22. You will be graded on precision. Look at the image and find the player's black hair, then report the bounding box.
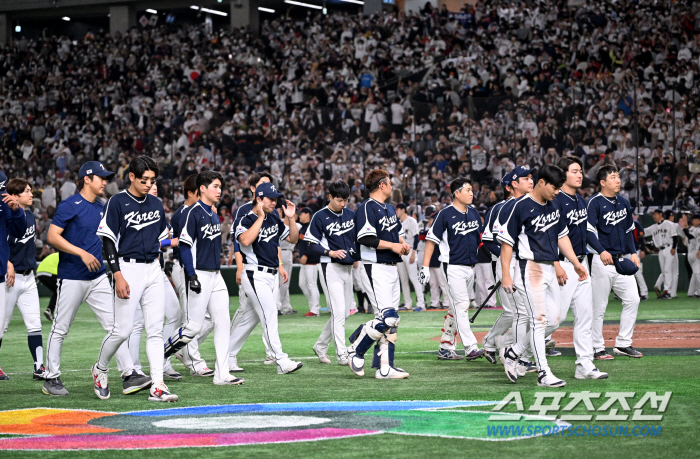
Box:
[537,165,566,188]
[395,203,407,211]
[128,155,159,179]
[596,165,619,184]
[183,174,198,198]
[557,156,583,173]
[196,171,224,195]
[6,178,31,196]
[365,169,390,192]
[248,171,273,189]
[328,180,350,199]
[653,209,664,215]
[450,177,472,194]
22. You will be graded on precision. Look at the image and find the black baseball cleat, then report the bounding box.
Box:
[484,350,498,364]
[33,364,47,381]
[613,346,643,358]
[594,350,614,360]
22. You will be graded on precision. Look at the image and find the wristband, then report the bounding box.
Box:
[323,249,329,256]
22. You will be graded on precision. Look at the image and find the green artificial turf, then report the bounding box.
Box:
[0,293,698,458]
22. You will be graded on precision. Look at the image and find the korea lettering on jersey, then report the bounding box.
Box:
[498,195,568,261]
[10,211,37,270]
[554,191,588,256]
[305,207,358,265]
[426,205,482,265]
[236,211,289,268]
[586,193,635,254]
[97,190,168,261]
[179,200,223,271]
[355,198,405,263]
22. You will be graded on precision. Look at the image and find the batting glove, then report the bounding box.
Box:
[188,275,202,294]
[419,266,430,285]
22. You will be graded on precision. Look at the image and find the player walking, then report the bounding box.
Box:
[419,177,484,361]
[586,165,642,360]
[347,169,411,379]
[43,162,146,396]
[236,182,302,374]
[298,208,321,317]
[94,156,175,402]
[683,214,700,297]
[165,171,244,386]
[499,165,588,387]
[3,179,45,379]
[305,181,357,365]
[646,210,678,300]
[396,203,425,312]
[631,214,649,300]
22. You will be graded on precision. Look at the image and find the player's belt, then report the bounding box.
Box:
[121,257,157,264]
[251,266,278,275]
[559,254,585,262]
[16,269,33,275]
[374,262,398,266]
[658,245,669,250]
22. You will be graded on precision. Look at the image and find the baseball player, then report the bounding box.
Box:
[499,165,588,387]
[305,181,358,365]
[586,165,642,360]
[36,253,58,322]
[549,157,608,380]
[43,162,147,397]
[236,182,302,374]
[3,179,45,379]
[0,171,26,381]
[665,210,684,298]
[227,172,274,371]
[94,156,176,402]
[395,203,425,311]
[684,214,700,297]
[481,167,534,366]
[474,239,497,310]
[298,208,321,317]
[347,169,411,380]
[419,177,484,361]
[277,211,297,315]
[646,210,678,300]
[416,206,441,309]
[164,171,244,386]
[632,215,649,300]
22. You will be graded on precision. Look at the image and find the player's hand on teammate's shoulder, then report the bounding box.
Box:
[113,271,131,299]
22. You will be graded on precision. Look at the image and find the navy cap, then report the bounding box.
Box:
[613,257,639,276]
[79,161,115,179]
[256,182,282,199]
[502,166,537,188]
[424,205,437,218]
[0,171,6,193]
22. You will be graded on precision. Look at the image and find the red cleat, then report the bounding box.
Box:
[304,312,318,317]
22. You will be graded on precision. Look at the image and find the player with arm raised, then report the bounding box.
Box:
[586,165,642,360]
[347,169,411,380]
[419,177,485,361]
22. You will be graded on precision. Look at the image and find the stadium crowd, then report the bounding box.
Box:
[1,0,700,262]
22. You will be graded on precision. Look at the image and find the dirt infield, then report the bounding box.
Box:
[435,323,700,348]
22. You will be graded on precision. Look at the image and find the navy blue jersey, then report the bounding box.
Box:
[230,201,253,255]
[482,200,507,243]
[429,243,442,268]
[355,198,405,263]
[170,204,189,262]
[555,191,588,256]
[426,205,482,265]
[633,220,645,251]
[497,194,568,262]
[305,206,358,265]
[52,194,104,280]
[298,222,321,264]
[586,193,635,255]
[236,210,289,268]
[10,210,36,271]
[97,190,168,261]
[179,200,222,274]
[0,202,26,280]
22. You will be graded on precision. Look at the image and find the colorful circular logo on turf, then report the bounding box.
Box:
[0,401,568,450]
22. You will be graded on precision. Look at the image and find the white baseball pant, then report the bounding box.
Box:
[591,254,640,351]
[299,264,320,314]
[654,247,678,297]
[482,259,517,352]
[556,257,595,372]
[688,252,700,296]
[315,263,352,360]
[512,260,560,374]
[474,262,497,308]
[351,262,365,311]
[428,267,449,308]
[398,254,424,309]
[98,259,165,383]
[439,264,478,353]
[361,262,400,315]
[277,249,293,312]
[3,273,43,368]
[634,250,648,297]
[228,283,272,364]
[241,267,289,363]
[46,275,133,379]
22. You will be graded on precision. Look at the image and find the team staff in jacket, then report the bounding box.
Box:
[419,177,485,362]
[305,181,358,365]
[586,165,642,360]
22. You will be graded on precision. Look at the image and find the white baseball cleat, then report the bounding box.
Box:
[229,356,244,373]
[348,352,365,376]
[164,368,183,380]
[214,376,245,385]
[499,347,506,366]
[338,356,349,366]
[149,382,178,402]
[277,359,303,375]
[91,363,110,400]
[312,345,332,364]
[264,356,275,365]
[575,366,609,380]
[503,348,519,383]
[537,370,567,387]
[516,360,536,377]
[375,366,409,379]
[190,367,215,377]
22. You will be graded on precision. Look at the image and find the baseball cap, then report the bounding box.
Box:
[298,207,313,215]
[256,182,282,199]
[0,171,6,193]
[502,166,537,188]
[613,257,639,276]
[79,161,115,179]
[424,205,437,218]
